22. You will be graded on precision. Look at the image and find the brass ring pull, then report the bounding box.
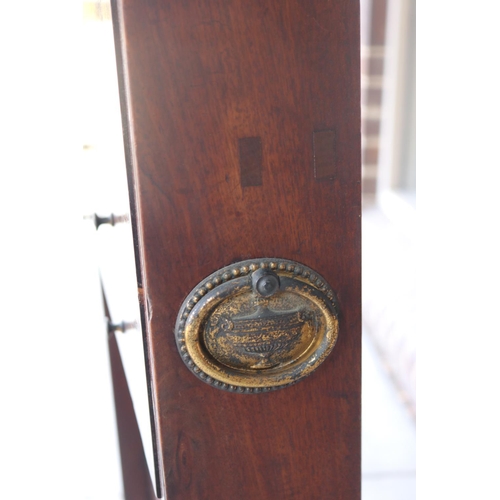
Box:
[175,259,339,392]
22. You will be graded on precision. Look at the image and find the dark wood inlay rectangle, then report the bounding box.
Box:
[314,129,336,180]
[239,137,263,187]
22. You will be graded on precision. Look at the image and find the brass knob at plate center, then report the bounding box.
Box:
[252,268,280,297]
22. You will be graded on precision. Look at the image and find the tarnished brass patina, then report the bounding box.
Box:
[175,259,339,392]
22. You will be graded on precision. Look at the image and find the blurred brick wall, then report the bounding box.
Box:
[361,0,388,204]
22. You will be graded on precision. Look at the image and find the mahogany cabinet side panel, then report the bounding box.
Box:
[113,1,361,498]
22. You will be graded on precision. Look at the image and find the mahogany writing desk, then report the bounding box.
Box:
[100,1,361,498]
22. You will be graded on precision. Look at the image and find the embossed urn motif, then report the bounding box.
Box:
[205,303,318,370]
[175,259,339,392]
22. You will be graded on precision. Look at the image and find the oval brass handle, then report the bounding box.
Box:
[175,259,339,392]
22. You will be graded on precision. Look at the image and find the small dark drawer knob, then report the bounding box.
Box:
[107,319,137,334]
[85,213,129,230]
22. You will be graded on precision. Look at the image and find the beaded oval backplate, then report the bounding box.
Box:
[175,258,339,392]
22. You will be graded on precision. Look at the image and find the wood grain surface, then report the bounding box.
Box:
[111,1,361,498]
